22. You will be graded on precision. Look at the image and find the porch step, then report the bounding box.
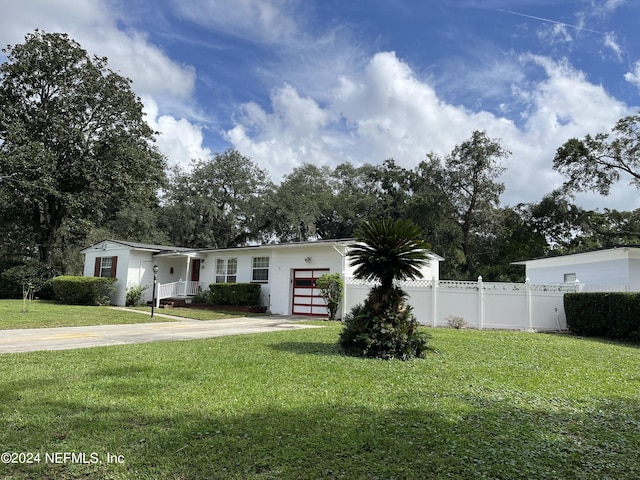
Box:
[148,298,189,309]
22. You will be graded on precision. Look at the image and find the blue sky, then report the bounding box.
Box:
[1,0,639,210]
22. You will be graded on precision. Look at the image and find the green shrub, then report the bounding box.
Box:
[446,315,467,329]
[1,262,59,300]
[52,276,117,305]
[37,279,57,300]
[316,273,344,320]
[0,263,22,299]
[126,284,148,306]
[565,292,640,341]
[192,288,212,305]
[339,286,429,360]
[207,283,261,306]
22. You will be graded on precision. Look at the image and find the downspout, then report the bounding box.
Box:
[333,242,347,320]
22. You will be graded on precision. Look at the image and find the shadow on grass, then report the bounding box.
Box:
[3,387,640,479]
[268,341,342,356]
[549,331,640,349]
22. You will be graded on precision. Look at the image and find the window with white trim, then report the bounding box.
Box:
[215,258,237,283]
[252,256,270,283]
[100,257,113,277]
[564,273,577,283]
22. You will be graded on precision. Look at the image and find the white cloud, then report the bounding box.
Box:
[603,32,623,60]
[0,0,208,170]
[605,0,626,9]
[143,97,211,168]
[225,51,638,210]
[225,84,336,175]
[0,0,196,100]
[505,55,631,207]
[3,0,638,213]
[83,30,196,99]
[172,0,299,45]
[624,61,640,89]
[596,0,626,15]
[538,23,573,44]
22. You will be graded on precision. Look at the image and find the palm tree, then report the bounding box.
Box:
[340,219,431,360]
[348,219,430,292]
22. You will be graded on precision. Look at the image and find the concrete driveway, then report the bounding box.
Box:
[0,311,322,354]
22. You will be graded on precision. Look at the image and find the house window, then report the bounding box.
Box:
[564,273,577,283]
[101,257,113,277]
[216,258,237,283]
[252,257,270,283]
[93,256,118,278]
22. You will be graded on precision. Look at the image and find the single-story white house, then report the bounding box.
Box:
[513,246,640,292]
[81,239,443,317]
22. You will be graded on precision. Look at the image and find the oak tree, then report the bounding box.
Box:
[0,30,166,264]
[554,114,640,195]
[161,150,273,248]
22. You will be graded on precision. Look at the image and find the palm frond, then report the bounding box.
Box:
[348,219,430,287]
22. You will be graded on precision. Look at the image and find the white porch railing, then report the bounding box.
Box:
[156,280,202,307]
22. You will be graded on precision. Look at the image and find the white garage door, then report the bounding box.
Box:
[292,268,329,316]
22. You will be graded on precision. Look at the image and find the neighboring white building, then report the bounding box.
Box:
[82,239,443,317]
[513,246,640,292]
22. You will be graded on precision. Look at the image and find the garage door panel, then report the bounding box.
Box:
[294,305,312,314]
[295,288,314,296]
[292,268,330,316]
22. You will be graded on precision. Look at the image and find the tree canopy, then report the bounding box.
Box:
[161,150,273,248]
[2,32,639,283]
[554,113,640,195]
[0,30,166,264]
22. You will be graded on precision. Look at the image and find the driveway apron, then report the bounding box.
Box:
[0,311,321,353]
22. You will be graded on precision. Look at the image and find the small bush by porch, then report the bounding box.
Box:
[192,282,263,309]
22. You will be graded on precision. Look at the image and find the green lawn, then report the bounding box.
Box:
[0,301,253,329]
[131,306,251,321]
[0,300,177,329]
[1,326,639,479]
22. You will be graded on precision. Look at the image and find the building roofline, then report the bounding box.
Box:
[80,239,192,254]
[512,245,640,265]
[82,237,445,261]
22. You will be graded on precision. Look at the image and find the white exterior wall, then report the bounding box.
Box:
[202,243,348,315]
[82,241,136,306]
[521,248,640,291]
[526,259,629,285]
[630,258,640,291]
[271,245,346,316]
[200,251,273,308]
[82,240,440,312]
[127,250,157,304]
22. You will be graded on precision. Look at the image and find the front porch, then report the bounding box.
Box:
[155,280,203,307]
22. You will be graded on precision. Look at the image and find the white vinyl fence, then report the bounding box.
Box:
[343,277,580,331]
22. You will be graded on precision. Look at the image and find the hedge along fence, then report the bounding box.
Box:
[564,292,640,341]
[199,283,261,307]
[52,276,117,305]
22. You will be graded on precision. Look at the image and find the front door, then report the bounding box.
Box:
[291,268,329,316]
[191,259,201,282]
